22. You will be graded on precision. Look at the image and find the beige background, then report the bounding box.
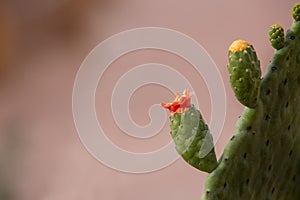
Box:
[0,0,296,199]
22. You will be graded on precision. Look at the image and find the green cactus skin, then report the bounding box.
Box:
[269,24,285,50]
[227,40,261,108]
[201,4,300,200]
[170,106,218,173]
[293,2,300,21]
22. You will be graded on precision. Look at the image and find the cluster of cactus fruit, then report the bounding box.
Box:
[162,3,300,199]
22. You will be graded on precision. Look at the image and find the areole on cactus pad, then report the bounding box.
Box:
[162,2,300,200]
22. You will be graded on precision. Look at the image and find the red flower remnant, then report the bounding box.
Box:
[161,89,192,114]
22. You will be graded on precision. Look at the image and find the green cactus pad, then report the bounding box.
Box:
[170,106,218,173]
[227,40,261,108]
[162,90,218,173]
[269,24,285,50]
[201,6,300,200]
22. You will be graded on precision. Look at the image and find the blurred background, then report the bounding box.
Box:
[0,0,296,199]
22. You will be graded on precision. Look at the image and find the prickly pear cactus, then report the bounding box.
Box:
[162,3,300,200]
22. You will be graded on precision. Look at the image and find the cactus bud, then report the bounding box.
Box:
[269,24,285,50]
[293,2,300,21]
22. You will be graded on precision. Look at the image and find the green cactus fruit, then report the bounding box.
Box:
[227,40,262,108]
[201,5,300,200]
[269,24,285,50]
[162,90,218,173]
[293,2,300,21]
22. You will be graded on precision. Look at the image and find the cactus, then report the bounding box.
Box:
[227,40,261,108]
[161,90,218,173]
[269,24,285,50]
[162,3,300,199]
[293,2,300,21]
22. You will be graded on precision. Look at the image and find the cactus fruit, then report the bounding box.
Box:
[162,3,300,200]
[269,24,285,50]
[162,90,218,173]
[293,2,300,21]
[227,40,261,108]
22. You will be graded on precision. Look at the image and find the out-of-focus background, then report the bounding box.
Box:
[0,0,296,199]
